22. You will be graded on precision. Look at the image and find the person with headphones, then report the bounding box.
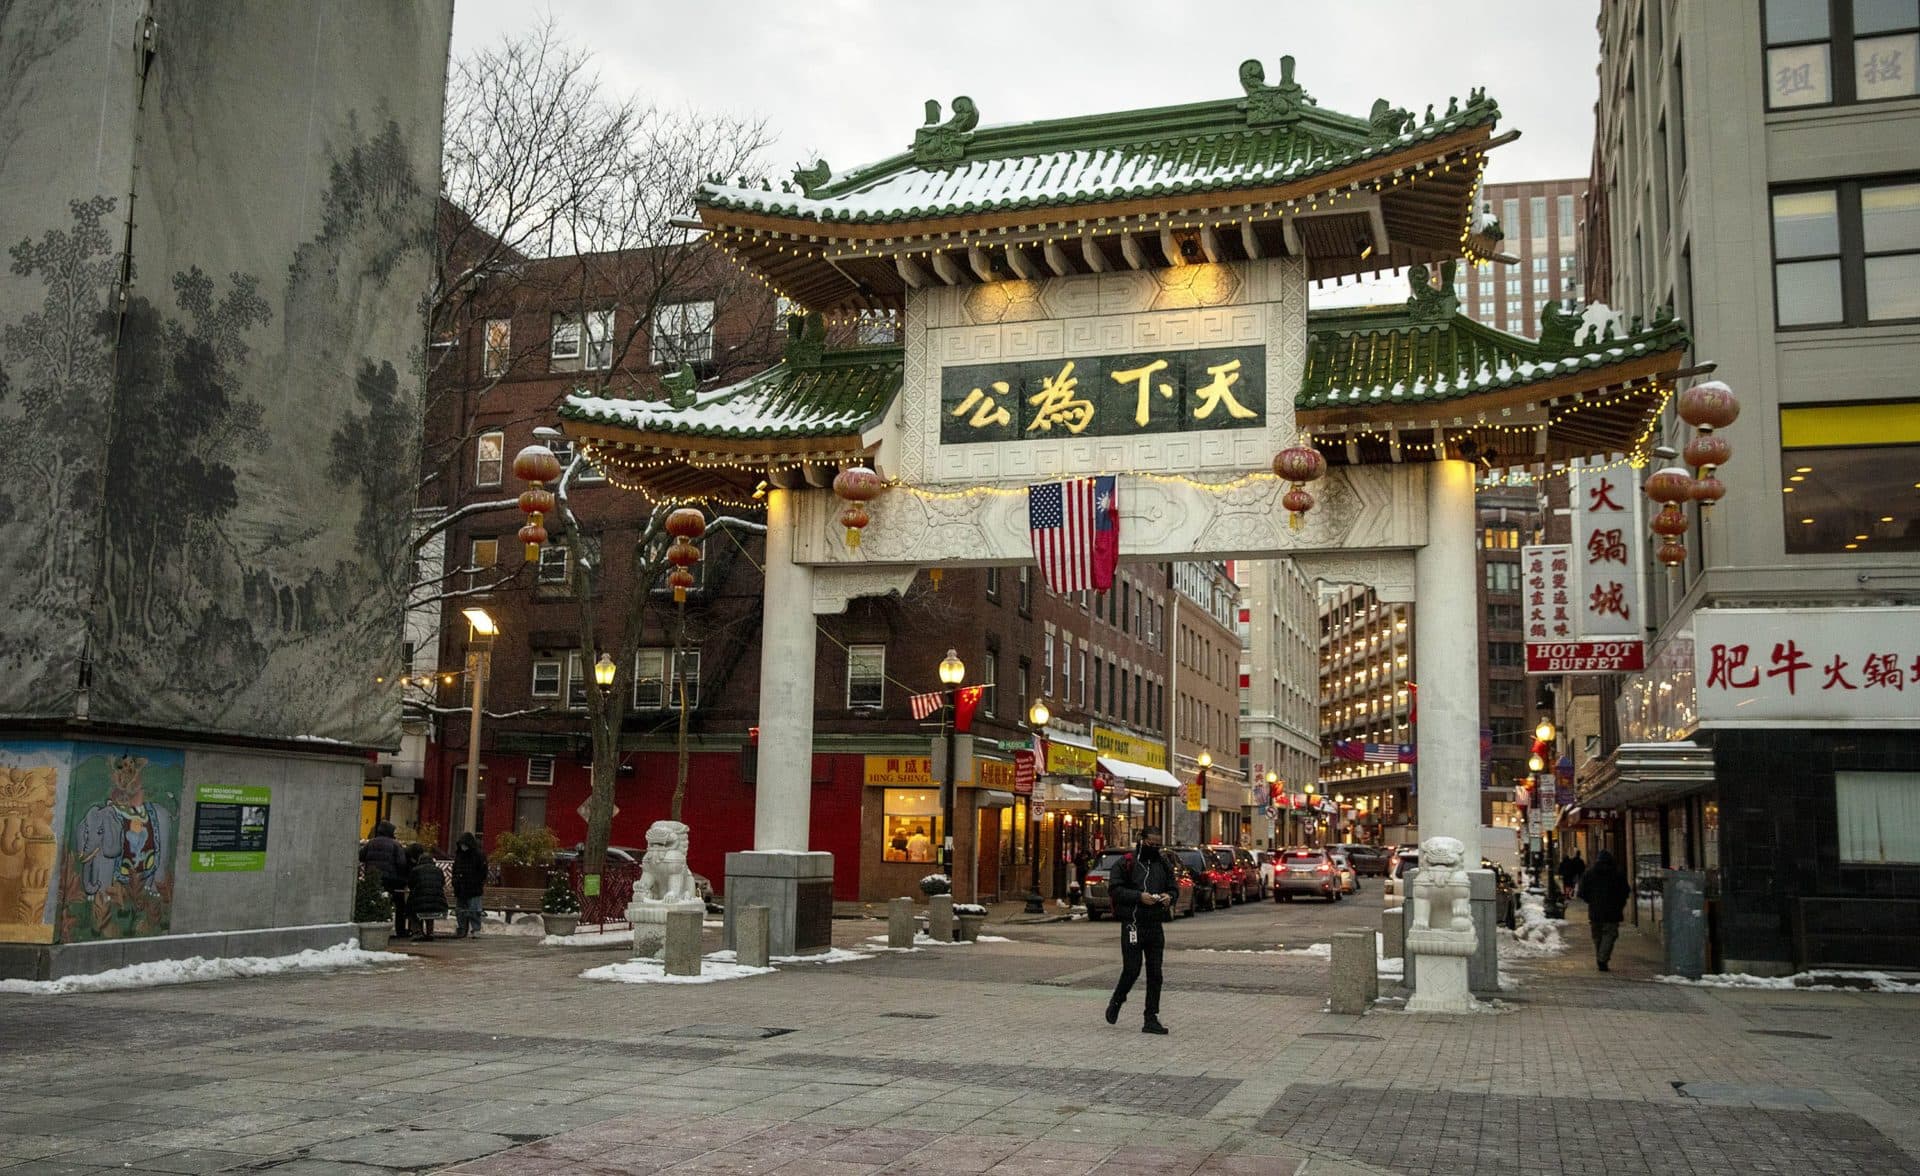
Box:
[1104,826,1176,1034]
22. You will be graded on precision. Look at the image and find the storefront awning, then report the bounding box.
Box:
[975,790,1016,808]
[1096,757,1181,795]
[1579,741,1715,809]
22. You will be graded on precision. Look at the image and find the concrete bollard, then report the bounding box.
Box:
[736,905,771,969]
[927,894,955,943]
[1382,906,1406,964]
[888,897,916,949]
[664,909,704,976]
[1469,870,1498,996]
[1329,929,1378,1015]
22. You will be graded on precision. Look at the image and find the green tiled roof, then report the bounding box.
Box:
[561,346,903,442]
[700,58,1499,226]
[1299,277,1688,412]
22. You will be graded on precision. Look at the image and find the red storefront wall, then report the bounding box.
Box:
[428,749,865,902]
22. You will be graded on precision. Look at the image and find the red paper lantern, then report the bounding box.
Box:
[666,507,706,540]
[1683,433,1732,472]
[1657,537,1687,566]
[1644,466,1695,505]
[1651,503,1690,536]
[1274,442,1327,530]
[513,444,563,486]
[1282,486,1315,523]
[839,502,872,548]
[518,487,555,518]
[666,537,700,567]
[667,566,696,603]
[1677,381,1740,431]
[517,521,548,558]
[1690,475,1726,507]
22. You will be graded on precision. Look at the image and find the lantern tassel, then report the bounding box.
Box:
[524,542,539,562]
[1288,512,1302,531]
[673,586,687,604]
[846,528,861,548]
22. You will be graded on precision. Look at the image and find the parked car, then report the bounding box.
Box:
[1170,845,1224,911]
[1254,850,1281,893]
[1085,848,1197,919]
[1234,846,1266,900]
[1328,851,1360,894]
[553,845,717,909]
[1272,847,1343,902]
[1201,845,1255,904]
[1330,843,1393,877]
[1384,847,1422,900]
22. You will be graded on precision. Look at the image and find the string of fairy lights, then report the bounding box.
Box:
[699,146,1494,321]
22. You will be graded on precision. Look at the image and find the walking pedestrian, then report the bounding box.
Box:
[1576,850,1632,971]
[406,844,450,942]
[451,831,487,939]
[1104,827,1176,1034]
[1558,851,1586,896]
[358,820,410,940]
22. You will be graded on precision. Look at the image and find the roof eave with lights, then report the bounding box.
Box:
[695,58,1509,314]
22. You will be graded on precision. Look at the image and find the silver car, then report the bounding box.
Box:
[1272,848,1343,902]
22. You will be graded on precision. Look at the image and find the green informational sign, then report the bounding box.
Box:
[190,784,271,872]
[939,345,1266,444]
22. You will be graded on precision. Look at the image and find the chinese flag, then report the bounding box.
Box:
[1408,681,1418,724]
[953,685,986,734]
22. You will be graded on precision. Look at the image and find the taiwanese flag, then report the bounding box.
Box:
[1091,476,1120,591]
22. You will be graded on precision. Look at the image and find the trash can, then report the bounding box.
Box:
[1663,869,1707,979]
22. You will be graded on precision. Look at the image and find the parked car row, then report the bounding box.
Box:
[1083,843,1267,919]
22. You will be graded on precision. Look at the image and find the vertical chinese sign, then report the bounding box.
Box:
[1525,468,1648,673]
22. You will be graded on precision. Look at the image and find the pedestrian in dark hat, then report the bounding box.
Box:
[1104,828,1177,1034]
[1577,850,1632,971]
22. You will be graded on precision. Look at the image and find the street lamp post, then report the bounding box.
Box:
[938,648,966,890]
[1196,750,1211,842]
[1304,782,1317,846]
[459,608,498,843]
[1265,771,1279,850]
[1024,698,1049,915]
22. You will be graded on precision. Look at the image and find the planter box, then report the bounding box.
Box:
[955,913,986,942]
[357,923,392,952]
[543,913,579,937]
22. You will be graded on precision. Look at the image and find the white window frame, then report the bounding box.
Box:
[526,755,556,785]
[530,658,562,698]
[475,431,504,487]
[1838,770,1920,864]
[651,300,715,367]
[634,647,700,709]
[566,651,587,710]
[549,313,582,363]
[848,644,886,708]
[585,308,614,370]
[483,318,511,377]
[537,544,570,584]
[1043,633,1055,698]
[982,650,998,717]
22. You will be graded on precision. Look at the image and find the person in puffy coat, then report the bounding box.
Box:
[1577,850,1633,972]
[359,821,410,939]
[406,844,450,941]
[451,832,487,939]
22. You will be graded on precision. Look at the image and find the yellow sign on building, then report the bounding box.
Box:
[1093,725,1167,771]
[1044,741,1096,777]
[863,756,936,787]
[976,759,1014,791]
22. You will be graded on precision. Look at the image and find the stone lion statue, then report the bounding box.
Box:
[634,820,699,906]
[1407,835,1474,945]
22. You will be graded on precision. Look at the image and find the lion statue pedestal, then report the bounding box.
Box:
[1405,836,1479,1014]
[627,820,704,959]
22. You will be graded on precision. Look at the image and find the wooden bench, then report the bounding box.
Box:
[482,887,546,918]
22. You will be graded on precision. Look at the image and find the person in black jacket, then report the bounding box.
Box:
[406,844,450,942]
[1576,850,1633,971]
[1104,828,1178,1034]
[359,821,410,939]
[451,832,487,939]
[1557,852,1587,896]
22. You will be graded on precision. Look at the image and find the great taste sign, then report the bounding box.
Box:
[1695,607,1920,727]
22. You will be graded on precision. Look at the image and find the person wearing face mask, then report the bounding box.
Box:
[1104,827,1177,1034]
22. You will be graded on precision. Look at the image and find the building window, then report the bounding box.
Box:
[1837,770,1920,862]
[1502,197,1520,240]
[537,544,569,583]
[985,567,1000,600]
[1779,400,1920,552]
[1018,659,1031,717]
[1482,527,1521,549]
[1533,277,1550,294]
[530,658,562,698]
[652,300,715,367]
[634,648,700,709]
[1765,0,1919,108]
[1479,300,1494,319]
[469,537,498,587]
[1557,194,1576,243]
[1017,565,1032,614]
[982,650,997,717]
[848,644,885,708]
[1504,277,1520,295]
[1490,717,1529,747]
[1773,179,1920,327]
[584,308,613,370]
[1132,671,1143,725]
[1506,299,1522,318]
[1490,679,1526,708]
[475,431,503,487]
[1488,642,1524,668]
[549,312,582,367]
[882,791,942,862]
[527,756,556,785]
[566,651,587,709]
[1093,655,1104,712]
[1078,648,1089,707]
[1529,196,1548,241]
[483,318,511,377]
[1531,257,1548,273]
[1043,635,1055,698]
[1486,602,1523,630]
[1485,561,1521,592]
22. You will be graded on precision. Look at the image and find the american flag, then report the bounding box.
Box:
[1332,740,1416,764]
[909,691,945,721]
[1028,476,1119,593]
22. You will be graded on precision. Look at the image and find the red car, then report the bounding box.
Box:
[1201,845,1256,904]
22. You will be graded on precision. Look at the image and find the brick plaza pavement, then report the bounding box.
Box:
[1,896,1916,1175]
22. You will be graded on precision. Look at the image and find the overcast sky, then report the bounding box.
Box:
[449,0,1600,190]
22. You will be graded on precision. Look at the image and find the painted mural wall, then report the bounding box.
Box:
[0,0,451,747]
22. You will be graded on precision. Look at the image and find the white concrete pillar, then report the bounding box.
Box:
[1413,460,1481,848]
[754,488,816,851]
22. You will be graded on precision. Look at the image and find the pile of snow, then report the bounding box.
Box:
[1280,942,1333,959]
[0,941,407,996]
[581,957,774,986]
[542,926,635,947]
[709,947,873,966]
[1656,970,1920,993]
[1500,892,1568,958]
[863,931,1010,950]
[1376,932,1404,979]
[484,912,549,938]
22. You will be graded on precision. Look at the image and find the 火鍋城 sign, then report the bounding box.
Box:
[190,784,271,872]
[1695,607,1920,726]
[940,346,1266,445]
[1569,468,1644,650]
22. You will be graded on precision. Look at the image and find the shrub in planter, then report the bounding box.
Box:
[353,870,394,950]
[494,827,559,889]
[918,873,951,897]
[541,869,580,936]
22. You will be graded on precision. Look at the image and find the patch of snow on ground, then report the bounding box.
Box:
[542,926,635,947]
[708,947,874,965]
[0,941,407,995]
[482,912,549,938]
[1280,943,1333,958]
[1500,892,1568,958]
[862,932,996,949]
[580,956,775,985]
[1656,970,1920,993]
[1376,932,1404,979]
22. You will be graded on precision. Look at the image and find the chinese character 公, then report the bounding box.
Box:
[1110,358,1173,427]
[1191,358,1257,421]
[952,381,1012,428]
[1025,361,1094,434]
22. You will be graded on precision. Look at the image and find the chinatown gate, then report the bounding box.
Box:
[560,59,1692,1011]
